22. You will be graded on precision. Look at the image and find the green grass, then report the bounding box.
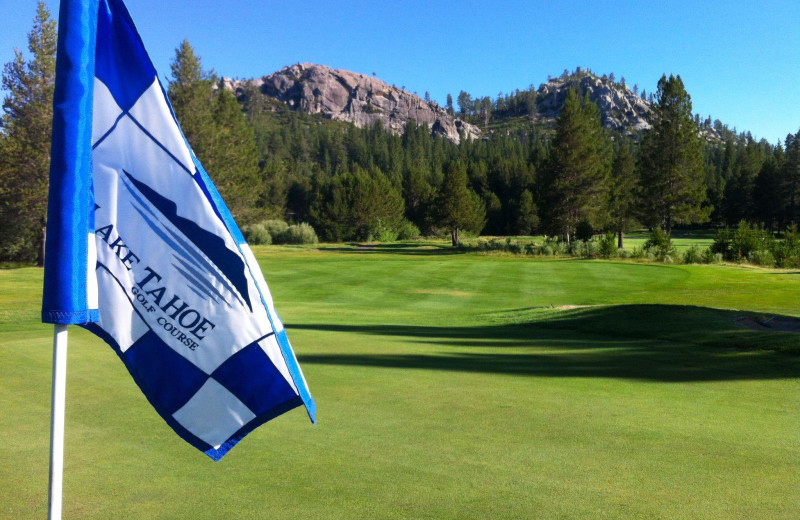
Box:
[623,229,716,253]
[2,246,799,519]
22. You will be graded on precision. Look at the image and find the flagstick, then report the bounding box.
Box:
[48,324,69,520]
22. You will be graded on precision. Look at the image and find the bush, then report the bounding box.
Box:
[731,221,774,261]
[710,228,732,258]
[701,247,717,264]
[262,219,290,239]
[748,249,775,267]
[566,240,580,256]
[598,232,617,259]
[507,242,523,255]
[631,246,645,259]
[683,245,703,264]
[643,228,675,262]
[396,220,421,240]
[544,238,563,255]
[578,240,598,258]
[281,223,318,245]
[773,226,800,268]
[366,218,397,242]
[713,222,774,261]
[242,222,272,245]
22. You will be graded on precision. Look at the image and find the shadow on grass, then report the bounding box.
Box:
[291,304,800,382]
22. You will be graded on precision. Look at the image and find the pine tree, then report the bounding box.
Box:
[167,39,216,162]
[167,40,261,223]
[206,89,261,222]
[516,189,539,235]
[782,130,800,225]
[436,160,485,247]
[0,1,57,262]
[539,88,611,242]
[753,155,784,229]
[638,74,709,232]
[608,144,638,248]
[309,166,404,241]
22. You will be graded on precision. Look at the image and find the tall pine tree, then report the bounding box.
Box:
[539,88,611,242]
[608,143,638,248]
[638,74,709,232]
[167,40,261,223]
[436,160,486,246]
[0,1,57,262]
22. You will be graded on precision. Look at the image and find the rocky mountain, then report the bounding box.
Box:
[221,63,480,144]
[223,65,724,143]
[534,72,652,134]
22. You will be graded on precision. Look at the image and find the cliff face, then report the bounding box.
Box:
[222,63,480,144]
[535,74,653,134]
[223,66,723,143]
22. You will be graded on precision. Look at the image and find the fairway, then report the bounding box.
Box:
[2,244,799,519]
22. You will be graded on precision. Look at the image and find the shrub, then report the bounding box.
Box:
[618,248,629,259]
[643,228,675,262]
[566,240,580,256]
[242,222,273,245]
[598,232,617,259]
[523,242,537,255]
[730,221,774,261]
[507,242,523,255]
[701,247,717,264]
[748,249,775,267]
[713,222,775,261]
[631,246,645,259]
[578,240,598,258]
[262,219,290,240]
[367,218,397,242]
[710,228,732,258]
[281,223,318,245]
[539,245,554,256]
[773,226,800,268]
[396,220,421,240]
[683,245,703,264]
[544,238,563,255]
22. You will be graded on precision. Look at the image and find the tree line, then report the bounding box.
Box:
[2,3,799,263]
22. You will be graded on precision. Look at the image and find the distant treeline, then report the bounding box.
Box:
[1,5,799,263]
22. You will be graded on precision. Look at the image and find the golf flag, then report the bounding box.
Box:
[42,0,315,461]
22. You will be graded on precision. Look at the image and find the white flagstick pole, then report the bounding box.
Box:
[48,324,69,520]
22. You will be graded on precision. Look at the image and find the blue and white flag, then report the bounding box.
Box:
[42,0,315,461]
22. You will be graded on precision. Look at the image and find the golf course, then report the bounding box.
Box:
[2,243,799,519]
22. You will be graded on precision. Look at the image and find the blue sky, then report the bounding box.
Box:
[2,0,799,144]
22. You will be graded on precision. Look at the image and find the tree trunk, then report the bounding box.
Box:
[617,229,624,249]
[39,226,47,267]
[451,227,459,247]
